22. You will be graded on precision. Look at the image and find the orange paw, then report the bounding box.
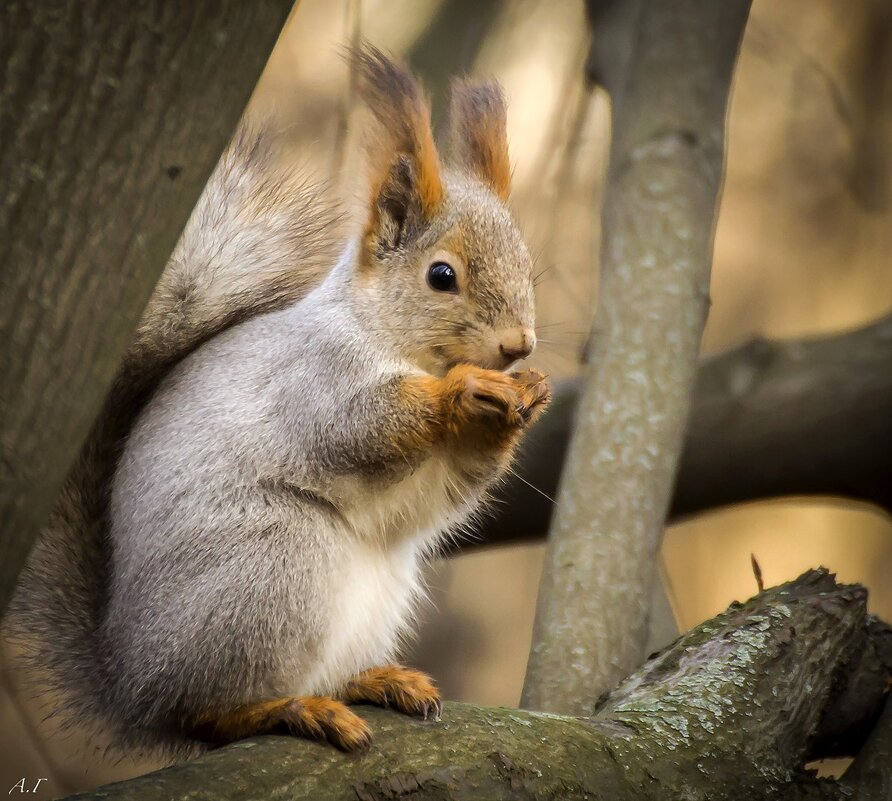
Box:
[341,665,442,721]
[287,696,373,751]
[188,695,372,752]
[443,364,549,435]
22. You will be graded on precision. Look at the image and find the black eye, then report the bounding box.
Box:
[427,261,458,293]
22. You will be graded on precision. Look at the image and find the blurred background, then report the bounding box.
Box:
[3,0,891,793]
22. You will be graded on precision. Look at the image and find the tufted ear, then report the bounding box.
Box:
[352,44,443,251]
[369,154,426,251]
[449,78,511,201]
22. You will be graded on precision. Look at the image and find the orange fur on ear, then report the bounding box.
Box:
[449,78,511,201]
[352,44,443,217]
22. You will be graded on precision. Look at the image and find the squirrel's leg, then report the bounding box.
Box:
[338,665,442,720]
[186,695,372,752]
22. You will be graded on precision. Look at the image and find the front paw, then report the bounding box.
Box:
[442,364,550,434]
[510,369,552,426]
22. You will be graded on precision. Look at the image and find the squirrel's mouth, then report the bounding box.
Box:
[434,345,520,375]
[432,328,536,373]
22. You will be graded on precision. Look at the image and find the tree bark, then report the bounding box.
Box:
[0,0,294,616]
[522,0,752,713]
[478,311,892,549]
[60,570,892,801]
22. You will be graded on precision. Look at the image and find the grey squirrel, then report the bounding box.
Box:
[6,45,550,756]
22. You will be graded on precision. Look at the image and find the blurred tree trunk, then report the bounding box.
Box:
[522,0,752,714]
[0,0,294,617]
[61,571,892,801]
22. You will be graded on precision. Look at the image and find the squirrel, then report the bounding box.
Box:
[5,45,550,757]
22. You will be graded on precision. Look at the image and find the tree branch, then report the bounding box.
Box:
[522,0,753,713]
[0,0,294,616]
[480,312,892,549]
[61,570,892,801]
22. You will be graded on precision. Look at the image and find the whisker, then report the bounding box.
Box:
[533,263,557,283]
[530,349,580,369]
[536,322,590,333]
[537,337,584,346]
[504,466,557,506]
[536,340,584,356]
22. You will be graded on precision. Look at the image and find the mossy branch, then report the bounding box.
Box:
[65,570,892,801]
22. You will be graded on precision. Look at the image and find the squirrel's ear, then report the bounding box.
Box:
[367,154,424,251]
[352,44,443,250]
[449,79,511,201]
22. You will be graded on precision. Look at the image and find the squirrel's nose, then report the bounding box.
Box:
[498,327,536,365]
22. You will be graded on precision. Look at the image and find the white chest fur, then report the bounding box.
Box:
[299,538,423,695]
[289,455,480,696]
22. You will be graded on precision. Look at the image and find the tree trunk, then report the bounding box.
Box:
[478,311,892,550]
[60,570,892,801]
[0,0,294,616]
[522,0,752,713]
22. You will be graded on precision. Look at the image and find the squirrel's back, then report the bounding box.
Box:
[4,122,341,740]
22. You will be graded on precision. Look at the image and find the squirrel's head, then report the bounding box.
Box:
[351,45,535,375]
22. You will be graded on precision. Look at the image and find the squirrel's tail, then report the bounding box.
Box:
[4,123,341,747]
[128,123,341,385]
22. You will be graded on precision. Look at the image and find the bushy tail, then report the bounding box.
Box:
[4,123,341,741]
